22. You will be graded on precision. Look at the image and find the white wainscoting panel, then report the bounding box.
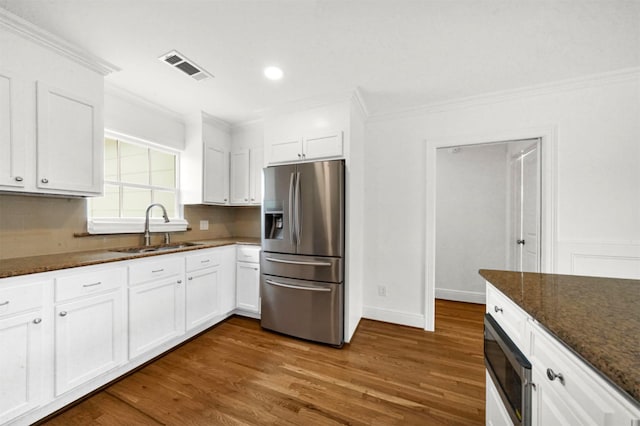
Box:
[556,241,640,279]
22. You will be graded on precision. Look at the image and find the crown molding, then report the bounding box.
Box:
[0,7,119,76]
[202,111,231,133]
[368,67,640,123]
[230,118,264,132]
[104,81,185,123]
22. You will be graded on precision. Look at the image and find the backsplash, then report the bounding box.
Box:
[0,194,260,260]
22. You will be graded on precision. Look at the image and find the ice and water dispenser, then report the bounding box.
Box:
[263,200,284,240]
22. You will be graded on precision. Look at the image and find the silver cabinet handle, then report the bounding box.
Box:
[177,280,182,284]
[82,281,102,288]
[152,269,164,273]
[33,318,42,324]
[188,277,193,281]
[494,306,503,313]
[297,153,302,158]
[253,267,258,271]
[546,368,564,384]
[0,300,9,307]
[251,198,255,201]
[244,198,248,201]
[59,311,68,317]
[15,176,23,182]
[41,178,49,184]
[201,259,210,263]
[224,198,228,202]
[265,257,331,267]
[265,279,331,292]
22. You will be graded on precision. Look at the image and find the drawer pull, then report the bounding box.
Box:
[0,300,9,307]
[15,176,23,182]
[82,281,102,288]
[152,269,164,273]
[59,311,68,317]
[177,280,182,284]
[494,306,503,313]
[201,259,210,263]
[546,368,564,384]
[41,178,49,184]
[33,318,42,324]
[188,277,193,281]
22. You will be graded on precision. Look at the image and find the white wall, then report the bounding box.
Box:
[435,144,508,303]
[363,71,640,328]
[104,84,185,150]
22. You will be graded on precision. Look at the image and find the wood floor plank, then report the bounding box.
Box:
[40,299,486,425]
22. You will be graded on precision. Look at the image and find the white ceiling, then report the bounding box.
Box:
[1,0,639,124]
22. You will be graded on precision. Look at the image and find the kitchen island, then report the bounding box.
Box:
[480,269,639,422]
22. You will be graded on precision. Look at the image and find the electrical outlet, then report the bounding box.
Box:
[199,220,209,231]
[378,285,387,297]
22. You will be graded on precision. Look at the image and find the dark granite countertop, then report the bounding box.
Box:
[479,269,640,406]
[0,237,260,279]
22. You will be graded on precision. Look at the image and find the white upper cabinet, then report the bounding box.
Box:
[230,147,263,205]
[0,70,26,189]
[0,16,110,197]
[268,130,343,164]
[181,115,231,205]
[36,81,103,194]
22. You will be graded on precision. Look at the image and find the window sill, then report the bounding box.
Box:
[87,218,189,235]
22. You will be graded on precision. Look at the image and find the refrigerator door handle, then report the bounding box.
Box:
[289,172,296,244]
[264,257,332,267]
[265,279,332,293]
[295,172,301,246]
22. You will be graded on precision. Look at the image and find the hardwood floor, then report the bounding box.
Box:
[41,300,486,425]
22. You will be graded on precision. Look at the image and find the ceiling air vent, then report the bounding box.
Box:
[158,50,213,81]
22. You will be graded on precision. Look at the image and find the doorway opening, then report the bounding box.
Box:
[424,129,555,331]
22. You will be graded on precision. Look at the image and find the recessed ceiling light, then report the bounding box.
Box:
[264,66,283,80]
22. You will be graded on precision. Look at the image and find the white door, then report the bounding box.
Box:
[510,140,540,272]
[54,290,125,396]
[0,310,44,423]
[185,268,220,330]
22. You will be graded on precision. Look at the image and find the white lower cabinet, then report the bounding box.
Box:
[53,267,126,396]
[235,245,261,316]
[0,280,47,425]
[185,250,221,330]
[128,258,185,359]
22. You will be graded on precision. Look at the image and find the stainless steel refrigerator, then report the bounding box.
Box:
[260,159,344,346]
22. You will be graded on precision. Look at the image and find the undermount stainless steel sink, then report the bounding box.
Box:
[111,242,203,254]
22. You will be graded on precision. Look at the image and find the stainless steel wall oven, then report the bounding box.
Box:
[484,313,532,426]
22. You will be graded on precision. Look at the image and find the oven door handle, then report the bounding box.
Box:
[265,279,331,292]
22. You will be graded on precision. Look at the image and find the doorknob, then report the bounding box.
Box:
[517,239,525,245]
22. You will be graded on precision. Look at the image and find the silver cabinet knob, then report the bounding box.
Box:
[33,318,42,324]
[546,368,564,384]
[244,198,248,201]
[41,178,49,184]
[59,311,67,317]
[224,198,228,202]
[188,277,193,281]
[297,153,302,158]
[177,280,182,284]
[15,176,23,182]
[494,306,503,313]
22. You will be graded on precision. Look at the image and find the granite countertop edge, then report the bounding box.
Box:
[479,268,640,407]
[0,237,261,279]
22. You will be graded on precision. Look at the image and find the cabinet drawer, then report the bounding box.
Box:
[486,282,528,349]
[237,245,260,263]
[129,257,183,285]
[186,250,221,272]
[0,281,45,316]
[529,321,638,425]
[55,268,125,303]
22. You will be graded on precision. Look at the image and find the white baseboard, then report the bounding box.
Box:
[435,288,485,304]
[362,306,425,328]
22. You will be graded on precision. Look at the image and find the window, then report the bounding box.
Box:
[88,134,187,234]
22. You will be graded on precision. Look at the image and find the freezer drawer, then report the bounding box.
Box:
[261,252,343,283]
[260,275,343,346]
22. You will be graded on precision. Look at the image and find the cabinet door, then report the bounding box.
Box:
[230,149,250,205]
[0,70,26,189]
[236,262,260,313]
[485,371,513,426]
[129,277,185,359]
[36,81,102,195]
[531,368,580,426]
[186,267,220,330]
[0,310,45,424]
[54,290,125,396]
[303,131,343,160]
[203,142,229,204]
[249,147,264,205]
[269,138,302,164]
